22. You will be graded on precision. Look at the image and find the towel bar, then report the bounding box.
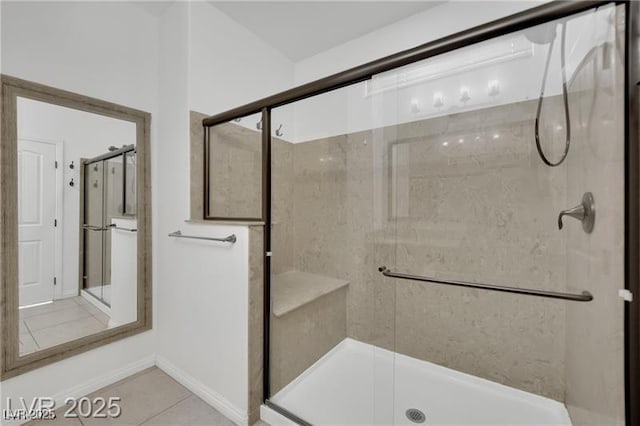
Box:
[168,230,236,243]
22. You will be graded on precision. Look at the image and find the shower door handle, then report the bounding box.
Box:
[82,224,108,231]
[558,192,595,233]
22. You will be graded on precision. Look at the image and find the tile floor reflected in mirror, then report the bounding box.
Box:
[19,297,110,355]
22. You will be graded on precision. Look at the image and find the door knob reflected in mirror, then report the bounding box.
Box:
[558,192,595,233]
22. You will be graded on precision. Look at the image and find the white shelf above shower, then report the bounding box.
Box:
[272,270,349,318]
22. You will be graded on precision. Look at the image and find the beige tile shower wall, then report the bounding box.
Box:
[270,288,347,394]
[271,137,294,274]
[291,130,382,343]
[248,226,264,425]
[191,113,263,220]
[209,123,262,218]
[189,111,206,220]
[564,7,625,425]
[289,99,569,400]
[390,100,569,400]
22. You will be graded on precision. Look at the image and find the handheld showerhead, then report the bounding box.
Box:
[532,20,571,167]
[524,24,557,45]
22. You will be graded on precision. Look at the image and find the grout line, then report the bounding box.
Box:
[88,311,110,326]
[136,393,193,425]
[87,366,157,397]
[23,320,40,349]
[81,303,111,326]
[77,296,112,325]
[28,309,95,333]
[25,311,103,351]
[21,298,81,319]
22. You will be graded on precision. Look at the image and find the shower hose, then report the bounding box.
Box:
[534,21,571,167]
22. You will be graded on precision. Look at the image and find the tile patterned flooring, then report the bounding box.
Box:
[25,367,259,426]
[19,296,110,355]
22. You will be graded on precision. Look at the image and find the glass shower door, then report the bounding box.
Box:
[102,154,125,305]
[267,81,396,424]
[374,4,625,425]
[83,153,127,307]
[83,160,105,301]
[264,4,625,424]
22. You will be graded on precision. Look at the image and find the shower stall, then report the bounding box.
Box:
[202,1,639,424]
[81,146,136,306]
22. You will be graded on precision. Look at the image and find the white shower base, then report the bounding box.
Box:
[268,338,571,425]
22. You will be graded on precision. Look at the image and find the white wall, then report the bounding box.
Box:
[295,2,545,85]
[189,1,294,116]
[1,1,159,112]
[288,1,560,143]
[153,2,295,422]
[2,0,292,422]
[0,2,159,421]
[109,218,138,327]
[156,223,250,423]
[188,1,294,139]
[17,98,137,299]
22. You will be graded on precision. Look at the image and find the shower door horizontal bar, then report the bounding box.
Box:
[109,224,137,232]
[168,230,237,243]
[378,266,593,302]
[202,1,619,127]
[82,225,110,231]
[84,144,135,165]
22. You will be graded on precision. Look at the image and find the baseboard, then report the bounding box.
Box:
[50,355,155,407]
[1,356,154,426]
[80,289,111,316]
[155,355,248,426]
[260,404,297,425]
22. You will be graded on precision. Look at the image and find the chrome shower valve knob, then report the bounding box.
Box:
[558,192,595,233]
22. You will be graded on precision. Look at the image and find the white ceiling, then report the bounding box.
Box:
[211,1,443,62]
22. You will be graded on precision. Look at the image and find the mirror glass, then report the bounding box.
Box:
[17,96,138,356]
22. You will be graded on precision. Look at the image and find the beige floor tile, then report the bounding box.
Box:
[19,330,39,355]
[19,298,79,319]
[95,367,158,393]
[84,305,111,325]
[75,296,114,325]
[142,395,235,426]
[92,310,111,326]
[24,305,94,332]
[81,368,191,426]
[20,319,33,337]
[74,296,91,306]
[24,406,82,425]
[30,316,106,350]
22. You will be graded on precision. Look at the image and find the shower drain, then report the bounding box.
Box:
[405,408,426,424]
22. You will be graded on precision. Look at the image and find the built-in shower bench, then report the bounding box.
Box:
[272,270,349,317]
[270,270,349,394]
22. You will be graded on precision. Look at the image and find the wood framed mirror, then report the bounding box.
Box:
[0,75,152,379]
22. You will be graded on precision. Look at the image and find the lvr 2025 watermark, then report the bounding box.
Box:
[3,397,55,421]
[3,396,121,421]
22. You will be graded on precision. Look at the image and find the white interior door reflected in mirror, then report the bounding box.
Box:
[17,139,58,307]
